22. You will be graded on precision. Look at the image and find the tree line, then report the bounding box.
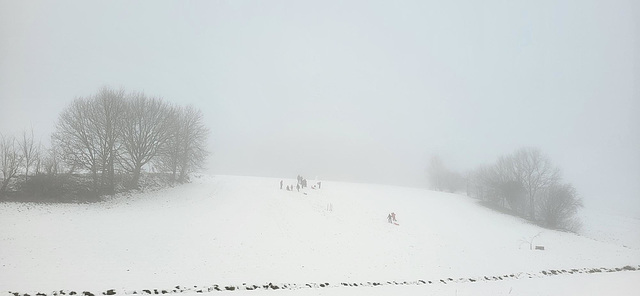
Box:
[427,147,582,232]
[0,87,209,201]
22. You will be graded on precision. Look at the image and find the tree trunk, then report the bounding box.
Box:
[529,194,536,220]
[0,179,9,192]
[131,165,142,189]
[92,169,100,198]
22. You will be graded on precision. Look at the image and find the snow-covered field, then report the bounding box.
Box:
[1,175,638,295]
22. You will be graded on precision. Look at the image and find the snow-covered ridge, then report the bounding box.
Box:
[0,175,638,293]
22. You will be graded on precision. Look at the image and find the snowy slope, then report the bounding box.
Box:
[0,175,638,293]
[578,207,640,250]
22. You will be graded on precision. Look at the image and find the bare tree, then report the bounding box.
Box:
[120,93,174,188]
[519,231,543,250]
[427,155,445,191]
[93,87,126,194]
[33,142,42,176]
[42,143,61,176]
[1,134,23,193]
[19,128,37,182]
[53,87,126,197]
[156,105,209,184]
[512,147,561,220]
[53,97,102,195]
[538,183,583,230]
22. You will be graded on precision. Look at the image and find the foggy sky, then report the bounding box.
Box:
[1,0,639,215]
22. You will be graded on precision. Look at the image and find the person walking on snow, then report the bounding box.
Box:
[387,213,393,223]
[280,180,283,189]
[391,212,397,222]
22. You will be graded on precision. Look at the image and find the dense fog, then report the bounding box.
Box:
[1,0,638,215]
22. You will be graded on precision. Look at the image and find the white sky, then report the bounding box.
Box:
[1,0,638,215]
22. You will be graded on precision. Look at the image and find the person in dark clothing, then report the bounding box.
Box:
[280,180,283,189]
[296,184,300,192]
[318,181,322,189]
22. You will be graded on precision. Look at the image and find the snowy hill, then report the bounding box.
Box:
[1,175,638,295]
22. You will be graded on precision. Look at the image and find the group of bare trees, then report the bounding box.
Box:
[0,130,42,193]
[469,147,582,231]
[0,87,209,201]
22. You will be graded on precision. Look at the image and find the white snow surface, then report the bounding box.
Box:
[1,175,638,294]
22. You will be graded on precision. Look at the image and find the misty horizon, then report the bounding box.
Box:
[1,0,638,216]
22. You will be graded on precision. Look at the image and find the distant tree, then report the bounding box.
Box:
[538,183,583,230]
[512,147,561,220]
[53,87,126,197]
[1,134,23,193]
[473,158,517,208]
[120,93,174,188]
[19,128,37,182]
[42,143,61,176]
[427,155,445,191]
[53,97,101,195]
[443,170,464,193]
[92,87,126,194]
[156,105,209,184]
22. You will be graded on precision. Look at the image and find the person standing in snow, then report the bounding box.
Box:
[387,213,393,223]
[391,212,397,222]
[280,180,283,189]
[296,184,300,192]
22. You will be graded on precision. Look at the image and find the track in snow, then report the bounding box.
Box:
[5,265,640,296]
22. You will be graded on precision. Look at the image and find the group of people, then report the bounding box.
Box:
[279,175,322,192]
[387,212,397,224]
